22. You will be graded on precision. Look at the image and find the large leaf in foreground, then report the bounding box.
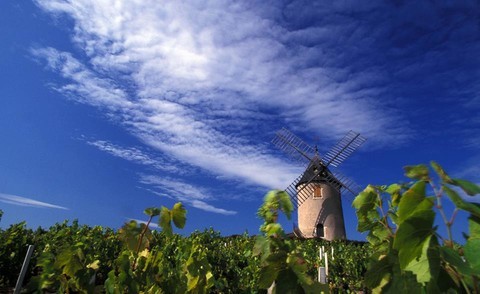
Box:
[172,203,187,229]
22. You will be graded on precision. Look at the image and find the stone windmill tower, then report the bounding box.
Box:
[273,129,366,240]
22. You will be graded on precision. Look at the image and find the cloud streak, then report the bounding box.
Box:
[31,1,480,215]
[139,175,237,215]
[86,139,184,173]
[33,1,411,142]
[0,193,69,210]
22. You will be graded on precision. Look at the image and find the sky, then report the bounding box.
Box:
[1,0,479,241]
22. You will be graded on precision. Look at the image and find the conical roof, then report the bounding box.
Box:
[296,156,327,187]
[296,155,341,189]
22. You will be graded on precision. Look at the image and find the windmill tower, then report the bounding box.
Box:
[272,129,366,240]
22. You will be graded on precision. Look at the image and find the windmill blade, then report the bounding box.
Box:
[331,170,363,197]
[314,168,361,197]
[284,171,320,209]
[272,128,316,166]
[285,166,361,210]
[323,131,366,167]
[284,173,302,205]
[285,160,330,209]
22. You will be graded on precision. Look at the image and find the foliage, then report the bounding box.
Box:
[103,202,215,294]
[353,161,480,292]
[27,221,121,293]
[0,222,35,289]
[254,190,327,293]
[298,239,370,292]
[1,193,369,293]
[187,229,261,293]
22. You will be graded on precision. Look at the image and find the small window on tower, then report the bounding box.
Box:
[313,186,322,199]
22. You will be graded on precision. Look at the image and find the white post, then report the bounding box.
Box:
[14,245,34,294]
[267,281,275,294]
[324,252,329,277]
[318,266,327,284]
[318,246,325,283]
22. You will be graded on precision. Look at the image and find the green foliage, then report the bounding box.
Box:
[0,222,35,289]
[26,222,120,293]
[104,202,215,294]
[158,203,187,236]
[298,239,370,292]
[254,190,326,293]
[186,244,214,293]
[2,194,369,293]
[353,161,480,292]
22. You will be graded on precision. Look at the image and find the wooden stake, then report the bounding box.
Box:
[14,245,34,294]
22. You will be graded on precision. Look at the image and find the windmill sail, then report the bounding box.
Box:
[272,128,317,166]
[322,131,366,167]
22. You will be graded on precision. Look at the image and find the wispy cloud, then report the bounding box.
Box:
[32,1,411,142]
[189,200,237,216]
[85,138,238,214]
[31,1,480,210]
[85,139,184,173]
[0,193,69,210]
[32,46,299,189]
[139,175,237,215]
[29,0,416,215]
[30,47,131,110]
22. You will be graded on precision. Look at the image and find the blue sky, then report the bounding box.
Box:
[1,0,479,241]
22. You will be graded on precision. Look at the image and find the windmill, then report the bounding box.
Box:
[272,128,366,240]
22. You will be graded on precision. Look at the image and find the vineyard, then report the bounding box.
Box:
[0,216,369,293]
[0,162,479,293]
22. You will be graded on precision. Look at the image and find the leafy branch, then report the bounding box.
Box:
[354,161,480,292]
[254,190,327,293]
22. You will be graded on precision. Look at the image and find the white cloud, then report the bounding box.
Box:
[33,0,409,135]
[189,200,237,216]
[139,175,212,201]
[139,175,237,215]
[30,47,132,110]
[86,139,183,173]
[0,193,69,210]
[32,1,413,207]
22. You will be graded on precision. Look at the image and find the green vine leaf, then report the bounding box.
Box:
[257,263,278,289]
[430,161,453,184]
[451,179,480,196]
[443,185,480,218]
[464,216,480,275]
[118,220,151,251]
[144,207,161,217]
[386,184,402,206]
[397,181,429,225]
[159,206,172,235]
[364,254,392,289]
[253,235,269,258]
[172,203,187,229]
[404,164,430,181]
[264,223,283,237]
[277,190,293,220]
[352,185,380,232]
[403,235,440,286]
[393,210,435,270]
[54,246,83,277]
[440,246,477,276]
